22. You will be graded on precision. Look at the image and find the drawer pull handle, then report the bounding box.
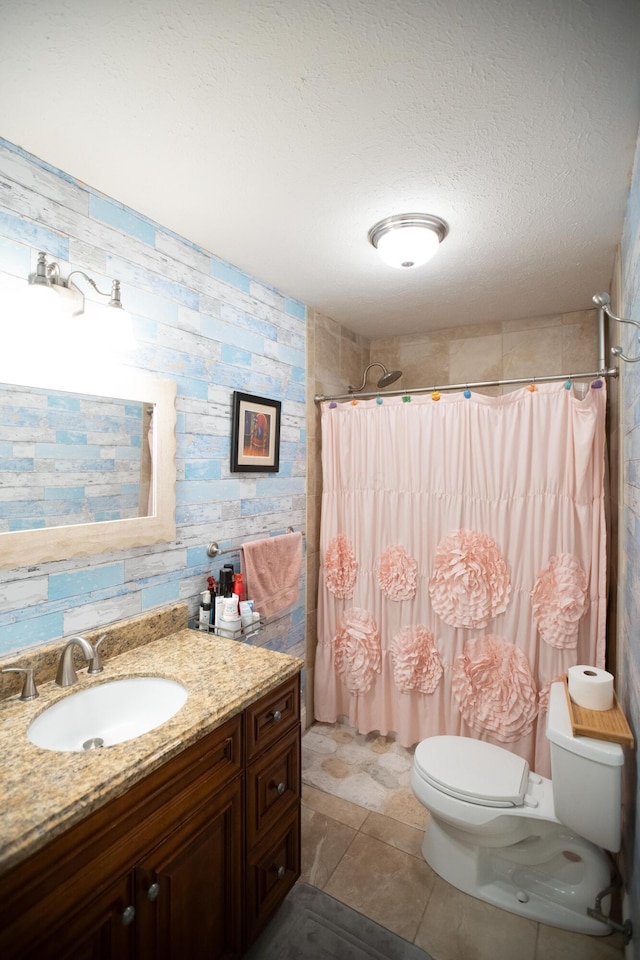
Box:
[272,710,282,722]
[276,782,286,795]
[276,865,286,880]
[122,905,136,926]
[147,882,160,901]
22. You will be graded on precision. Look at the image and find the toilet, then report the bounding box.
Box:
[410,681,624,935]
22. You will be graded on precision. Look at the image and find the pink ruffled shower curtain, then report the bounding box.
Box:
[314,382,607,775]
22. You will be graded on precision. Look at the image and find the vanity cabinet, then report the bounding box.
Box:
[0,673,300,960]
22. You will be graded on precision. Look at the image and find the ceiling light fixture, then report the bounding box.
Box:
[26,251,136,352]
[368,213,449,269]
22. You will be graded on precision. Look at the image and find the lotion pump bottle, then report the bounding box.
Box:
[199,591,212,631]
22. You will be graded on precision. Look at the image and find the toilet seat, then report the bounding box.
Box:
[413,736,530,808]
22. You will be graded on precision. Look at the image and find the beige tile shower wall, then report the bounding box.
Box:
[305,308,370,725]
[371,309,600,395]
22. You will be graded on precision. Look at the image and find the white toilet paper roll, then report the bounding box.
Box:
[567,664,614,711]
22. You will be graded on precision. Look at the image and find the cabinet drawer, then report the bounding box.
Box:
[245,675,299,763]
[246,725,300,850]
[245,806,300,946]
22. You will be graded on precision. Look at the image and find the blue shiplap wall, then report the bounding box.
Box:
[618,123,640,944]
[0,139,306,668]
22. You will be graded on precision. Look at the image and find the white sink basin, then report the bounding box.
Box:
[28,677,188,752]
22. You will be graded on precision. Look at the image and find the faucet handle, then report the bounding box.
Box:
[88,634,107,675]
[2,667,39,701]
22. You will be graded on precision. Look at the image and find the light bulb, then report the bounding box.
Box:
[106,306,137,353]
[79,299,136,355]
[26,282,67,323]
[376,226,441,269]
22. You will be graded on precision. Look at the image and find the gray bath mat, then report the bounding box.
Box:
[244,882,434,959]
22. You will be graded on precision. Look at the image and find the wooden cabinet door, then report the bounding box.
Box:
[55,872,137,960]
[7,871,137,960]
[135,777,243,960]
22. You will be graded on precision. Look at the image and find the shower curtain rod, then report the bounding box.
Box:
[314,367,618,403]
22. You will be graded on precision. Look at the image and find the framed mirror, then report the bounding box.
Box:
[0,366,176,568]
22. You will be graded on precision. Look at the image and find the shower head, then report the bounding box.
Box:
[348,362,403,393]
[377,367,402,388]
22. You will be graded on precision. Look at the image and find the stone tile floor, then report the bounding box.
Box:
[301,719,626,960]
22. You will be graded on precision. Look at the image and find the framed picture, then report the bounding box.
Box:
[230,391,281,473]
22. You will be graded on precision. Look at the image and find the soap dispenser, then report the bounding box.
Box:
[199,591,212,631]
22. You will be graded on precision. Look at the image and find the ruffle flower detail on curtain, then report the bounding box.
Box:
[334,608,381,695]
[324,533,358,599]
[377,545,418,601]
[429,529,512,628]
[531,554,589,649]
[390,626,443,695]
[451,635,538,742]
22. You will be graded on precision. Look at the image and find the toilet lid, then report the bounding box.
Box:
[414,736,530,807]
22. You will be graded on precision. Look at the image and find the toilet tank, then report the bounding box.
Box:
[546,681,624,851]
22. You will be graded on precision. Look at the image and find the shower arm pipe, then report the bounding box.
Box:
[314,367,618,403]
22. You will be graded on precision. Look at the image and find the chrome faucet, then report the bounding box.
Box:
[55,635,97,687]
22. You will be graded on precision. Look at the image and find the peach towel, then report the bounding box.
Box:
[242,532,303,619]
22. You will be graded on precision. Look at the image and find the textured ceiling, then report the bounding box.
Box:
[1,0,639,337]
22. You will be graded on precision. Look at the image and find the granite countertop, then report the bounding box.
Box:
[0,627,302,875]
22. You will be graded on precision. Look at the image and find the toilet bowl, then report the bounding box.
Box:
[410,681,624,935]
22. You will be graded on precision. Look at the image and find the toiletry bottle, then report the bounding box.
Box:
[221,593,240,620]
[219,568,233,598]
[207,576,217,625]
[233,572,245,603]
[214,592,225,628]
[239,599,254,630]
[199,591,212,632]
[217,570,226,597]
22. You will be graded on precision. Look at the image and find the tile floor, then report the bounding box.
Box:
[300,719,626,960]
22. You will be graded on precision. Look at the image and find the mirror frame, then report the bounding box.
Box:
[0,367,176,568]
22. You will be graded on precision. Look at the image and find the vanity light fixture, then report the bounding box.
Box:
[368,213,449,269]
[27,251,136,352]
